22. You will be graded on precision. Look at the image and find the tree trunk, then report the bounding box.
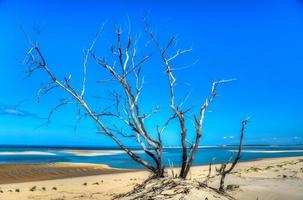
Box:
[155,165,164,177]
[219,173,226,192]
[179,115,188,179]
[155,148,164,177]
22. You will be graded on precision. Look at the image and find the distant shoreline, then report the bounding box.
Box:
[0,144,302,150]
[1,149,303,156]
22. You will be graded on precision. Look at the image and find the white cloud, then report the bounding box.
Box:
[3,108,25,115]
[0,104,43,120]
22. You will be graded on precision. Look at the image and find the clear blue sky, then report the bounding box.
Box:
[0,0,303,147]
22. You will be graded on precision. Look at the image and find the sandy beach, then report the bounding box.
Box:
[0,156,302,200]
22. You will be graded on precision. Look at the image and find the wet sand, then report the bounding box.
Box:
[0,162,129,184]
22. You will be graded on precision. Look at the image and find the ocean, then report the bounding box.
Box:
[0,145,303,169]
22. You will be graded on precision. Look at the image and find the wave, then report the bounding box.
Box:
[228,150,303,153]
[164,146,219,149]
[0,151,56,156]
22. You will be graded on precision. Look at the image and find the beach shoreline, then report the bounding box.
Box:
[0,155,303,185]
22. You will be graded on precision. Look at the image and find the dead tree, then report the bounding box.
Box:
[216,119,248,192]
[24,24,166,177]
[144,21,235,179]
[24,20,237,180]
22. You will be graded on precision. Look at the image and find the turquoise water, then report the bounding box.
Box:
[0,145,302,169]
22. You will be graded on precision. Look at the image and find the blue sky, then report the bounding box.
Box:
[0,0,303,147]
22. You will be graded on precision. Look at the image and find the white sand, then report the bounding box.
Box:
[61,150,145,156]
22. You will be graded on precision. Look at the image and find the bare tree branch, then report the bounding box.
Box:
[145,21,193,178]
[47,99,74,124]
[144,19,237,179]
[81,23,105,98]
[183,79,235,177]
[217,118,249,192]
[36,82,59,102]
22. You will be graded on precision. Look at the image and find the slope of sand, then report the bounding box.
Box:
[0,156,302,200]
